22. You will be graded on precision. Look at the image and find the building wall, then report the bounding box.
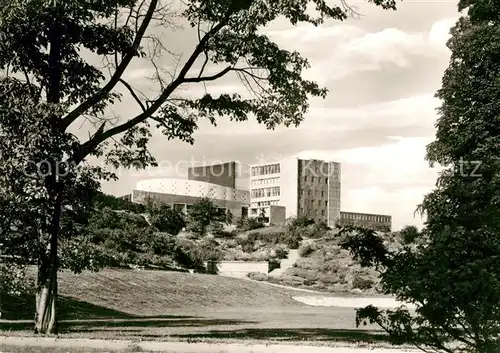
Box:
[133,178,250,223]
[339,211,392,232]
[279,157,300,220]
[248,161,283,217]
[187,161,250,191]
[188,161,237,188]
[248,157,341,226]
[118,194,132,202]
[328,162,341,225]
[135,178,250,204]
[132,190,248,221]
[296,159,341,226]
[249,157,299,220]
[269,205,286,226]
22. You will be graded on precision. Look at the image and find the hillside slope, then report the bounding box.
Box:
[3,269,303,320]
[249,235,400,295]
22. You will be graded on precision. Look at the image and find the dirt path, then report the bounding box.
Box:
[0,336,419,353]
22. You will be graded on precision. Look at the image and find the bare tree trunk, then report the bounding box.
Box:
[34,262,58,334]
[34,187,62,334]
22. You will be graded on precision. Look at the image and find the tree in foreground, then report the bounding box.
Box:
[341,1,500,352]
[0,0,397,333]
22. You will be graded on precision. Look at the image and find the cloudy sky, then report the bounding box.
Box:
[99,0,461,230]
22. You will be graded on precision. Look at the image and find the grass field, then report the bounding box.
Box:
[1,269,388,345]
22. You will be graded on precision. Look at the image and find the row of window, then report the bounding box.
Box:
[300,189,327,198]
[303,175,329,184]
[251,163,280,176]
[342,213,390,223]
[251,177,279,186]
[299,208,326,217]
[251,186,280,198]
[302,199,328,207]
[251,200,280,207]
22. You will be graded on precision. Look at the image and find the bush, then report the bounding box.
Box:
[173,238,205,270]
[286,228,302,249]
[208,222,224,236]
[186,198,225,237]
[236,234,256,252]
[274,245,289,259]
[298,242,317,257]
[247,272,268,281]
[352,274,374,290]
[290,216,315,228]
[218,229,238,238]
[237,217,265,231]
[146,200,185,235]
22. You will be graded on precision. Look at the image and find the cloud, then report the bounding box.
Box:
[188,92,439,142]
[264,18,456,83]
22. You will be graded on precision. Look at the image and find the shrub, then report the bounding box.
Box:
[248,272,268,281]
[186,198,225,237]
[274,245,289,259]
[286,228,302,249]
[208,221,224,236]
[218,229,238,239]
[298,242,317,257]
[146,200,185,235]
[236,234,256,252]
[237,217,265,231]
[174,238,205,270]
[290,217,315,228]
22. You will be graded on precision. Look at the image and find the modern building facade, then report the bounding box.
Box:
[249,157,341,226]
[124,157,392,231]
[188,160,250,191]
[248,157,392,230]
[339,211,392,232]
[130,161,250,223]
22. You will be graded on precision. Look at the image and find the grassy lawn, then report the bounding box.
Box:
[1,269,388,345]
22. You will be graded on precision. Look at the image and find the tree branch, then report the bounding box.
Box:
[119,78,146,112]
[72,16,232,164]
[184,66,232,83]
[60,0,159,130]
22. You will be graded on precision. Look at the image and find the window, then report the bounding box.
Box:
[325,178,328,183]
[304,176,308,182]
[321,191,325,197]
[325,201,328,207]
[321,210,325,216]
[311,176,315,182]
[308,190,312,196]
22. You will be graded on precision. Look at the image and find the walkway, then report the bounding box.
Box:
[0,336,420,353]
